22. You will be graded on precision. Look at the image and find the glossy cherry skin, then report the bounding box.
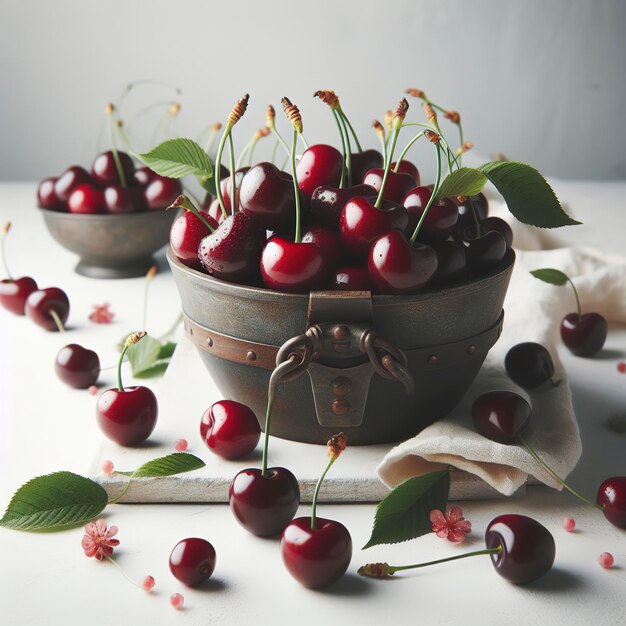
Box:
[391,160,420,184]
[350,149,383,183]
[465,230,507,274]
[301,224,342,268]
[169,538,216,587]
[261,237,328,293]
[198,212,264,285]
[144,176,183,210]
[505,342,555,388]
[25,287,70,331]
[560,312,607,357]
[453,192,489,230]
[0,276,38,315]
[281,517,352,589]
[54,166,91,203]
[96,386,158,446]
[430,241,467,287]
[240,162,299,230]
[368,230,437,295]
[362,168,416,204]
[297,144,343,198]
[219,167,249,212]
[340,197,408,258]
[91,151,135,186]
[104,185,143,213]
[331,266,373,291]
[485,514,555,584]
[37,177,63,211]
[200,400,260,460]
[55,343,100,389]
[597,476,626,529]
[481,217,513,249]
[133,166,155,188]
[170,210,218,271]
[402,186,458,242]
[67,183,105,214]
[310,184,376,227]
[471,391,531,444]
[229,467,300,537]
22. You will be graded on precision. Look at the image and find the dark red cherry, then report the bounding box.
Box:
[368,230,437,295]
[96,385,158,446]
[296,144,343,198]
[301,224,342,268]
[340,197,408,258]
[505,342,555,388]
[391,160,420,183]
[170,210,218,271]
[169,538,216,587]
[281,517,352,589]
[331,266,373,291]
[402,187,458,242]
[260,237,328,293]
[25,287,70,331]
[55,343,100,389]
[220,167,249,212]
[200,400,261,460]
[453,193,489,230]
[350,149,383,183]
[37,177,64,211]
[485,514,555,584]
[104,185,143,213]
[481,217,513,249]
[67,183,105,214]
[132,167,155,188]
[144,176,183,210]
[240,162,299,230]
[206,198,228,225]
[430,241,467,287]
[310,184,376,227]
[597,476,626,529]
[465,229,507,274]
[54,166,91,203]
[198,212,264,284]
[91,151,135,186]
[560,312,608,357]
[0,276,38,315]
[471,391,531,445]
[362,168,416,204]
[229,467,300,537]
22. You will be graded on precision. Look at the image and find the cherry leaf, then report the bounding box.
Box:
[363,470,450,549]
[433,167,487,202]
[138,138,214,180]
[131,453,205,478]
[530,268,570,286]
[126,333,161,375]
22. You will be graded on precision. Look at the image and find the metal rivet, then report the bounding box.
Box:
[467,344,476,354]
[246,350,257,361]
[331,377,352,397]
[206,336,213,347]
[331,398,350,415]
[331,325,349,341]
[427,354,438,365]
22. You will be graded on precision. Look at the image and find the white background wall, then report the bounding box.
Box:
[1,0,625,182]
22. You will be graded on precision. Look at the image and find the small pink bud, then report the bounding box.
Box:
[562,517,576,532]
[170,593,184,609]
[617,361,626,373]
[598,552,614,569]
[88,385,99,396]
[101,460,114,475]
[175,439,188,452]
[141,575,155,591]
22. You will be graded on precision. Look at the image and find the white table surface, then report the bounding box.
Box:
[1,181,625,625]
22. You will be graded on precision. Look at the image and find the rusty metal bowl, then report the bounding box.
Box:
[39,208,176,279]
[168,248,514,445]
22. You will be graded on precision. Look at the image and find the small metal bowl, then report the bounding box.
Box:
[39,208,176,279]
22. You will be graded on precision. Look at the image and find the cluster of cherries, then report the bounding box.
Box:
[170,91,512,295]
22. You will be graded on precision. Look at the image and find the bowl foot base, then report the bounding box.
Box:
[75,257,157,279]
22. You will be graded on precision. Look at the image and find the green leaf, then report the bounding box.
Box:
[433,167,487,202]
[478,161,580,228]
[133,361,170,378]
[138,138,214,180]
[196,173,217,196]
[0,472,108,532]
[126,333,161,375]
[158,341,177,359]
[363,470,450,549]
[131,453,205,478]
[530,268,569,286]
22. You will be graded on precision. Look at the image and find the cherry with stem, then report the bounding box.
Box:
[281,97,304,244]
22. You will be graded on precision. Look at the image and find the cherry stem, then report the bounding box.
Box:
[410,142,442,245]
[393,131,425,173]
[214,124,232,220]
[105,555,143,588]
[236,135,254,170]
[270,139,280,165]
[290,129,302,243]
[376,128,387,167]
[48,309,65,333]
[299,134,309,150]
[338,113,353,187]
[171,196,215,233]
[0,229,11,280]
[228,133,237,214]
[107,111,127,188]
[117,342,131,392]
[566,277,583,318]
[338,108,363,152]
[517,434,602,510]
[332,109,348,189]
[374,126,400,209]
[310,455,336,530]
[270,125,291,157]
[402,122,459,173]
[204,126,219,155]
[422,97,465,166]
[248,135,262,168]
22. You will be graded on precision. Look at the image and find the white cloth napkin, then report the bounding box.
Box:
[377,198,626,496]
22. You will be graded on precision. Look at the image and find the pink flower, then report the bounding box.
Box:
[430,506,472,543]
[81,519,120,560]
[89,303,115,324]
